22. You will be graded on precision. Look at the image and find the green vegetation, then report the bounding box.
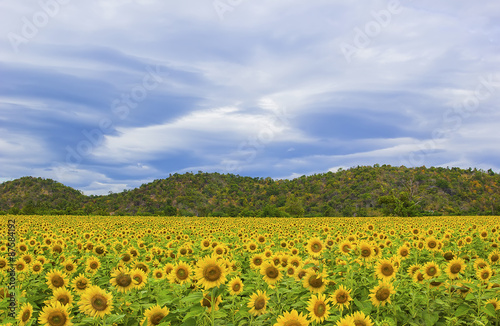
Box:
[0,165,499,217]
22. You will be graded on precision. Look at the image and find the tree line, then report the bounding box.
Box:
[0,165,498,217]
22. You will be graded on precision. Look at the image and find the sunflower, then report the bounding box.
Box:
[141,304,170,326]
[196,256,227,289]
[374,259,397,281]
[133,262,150,274]
[260,261,282,286]
[17,302,33,326]
[0,257,8,271]
[46,270,69,290]
[31,261,44,274]
[407,264,421,277]
[485,298,500,311]
[200,293,222,312]
[152,268,165,280]
[162,262,173,274]
[110,267,134,293]
[274,309,309,326]
[62,260,77,275]
[330,285,353,311]
[302,269,327,293]
[38,301,73,326]
[228,277,244,295]
[85,257,101,274]
[131,268,148,290]
[425,237,439,251]
[307,293,331,323]
[422,261,441,280]
[51,287,74,307]
[339,240,353,255]
[397,245,410,259]
[168,262,192,285]
[349,311,374,326]
[358,241,374,261]
[78,285,113,318]
[247,290,269,316]
[412,270,425,284]
[369,280,395,307]
[336,316,356,326]
[307,237,325,258]
[476,266,493,282]
[14,258,27,273]
[446,258,466,280]
[72,273,90,293]
[285,265,297,278]
[488,251,499,265]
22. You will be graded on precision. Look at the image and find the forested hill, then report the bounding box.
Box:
[1,165,499,217]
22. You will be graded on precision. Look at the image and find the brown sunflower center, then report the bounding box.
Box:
[450,263,462,274]
[48,311,67,326]
[155,272,163,278]
[33,264,41,271]
[254,297,266,310]
[22,309,31,321]
[287,268,295,275]
[400,249,409,257]
[58,295,70,305]
[361,248,371,257]
[150,312,165,325]
[427,267,437,276]
[311,243,322,253]
[51,275,64,288]
[116,274,132,287]
[122,254,131,262]
[0,260,5,268]
[16,263,24,271]
[381,264,394,276]
[77,279,88,290]
[203,265,222,282]
[232,283,241,291]
[283,321,302,326]
[428,241,437,248]
[336,291,348,303]
[491,254,499,262]
[265,266,279,279]
[253,258,262,266]
[91,294,108,311]
[90,262,98,269]
[133,275,143,284]
[375,288,390,301]
[314,301,326,316]
[65,264,74,271]
[308,275,324,288]
[95,247,104,254]
[444,252,454,260]
[481,270,490,279]
[176,268,188,280]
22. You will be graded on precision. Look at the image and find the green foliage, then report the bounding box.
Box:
[0,166,499,217]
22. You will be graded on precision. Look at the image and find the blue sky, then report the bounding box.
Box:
[1,0,499,195]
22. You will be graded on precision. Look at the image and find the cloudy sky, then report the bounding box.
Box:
[1,0,499,195]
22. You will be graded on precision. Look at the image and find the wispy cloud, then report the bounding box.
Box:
[1,0,499,194]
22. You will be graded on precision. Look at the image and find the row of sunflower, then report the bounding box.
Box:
[1,215,500,325]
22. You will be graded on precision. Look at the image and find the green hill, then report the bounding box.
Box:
[1,165,499,217]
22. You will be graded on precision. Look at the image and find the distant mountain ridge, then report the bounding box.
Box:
[0,165,499,217]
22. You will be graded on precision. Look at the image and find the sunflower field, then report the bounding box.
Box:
[1,215,500,326]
